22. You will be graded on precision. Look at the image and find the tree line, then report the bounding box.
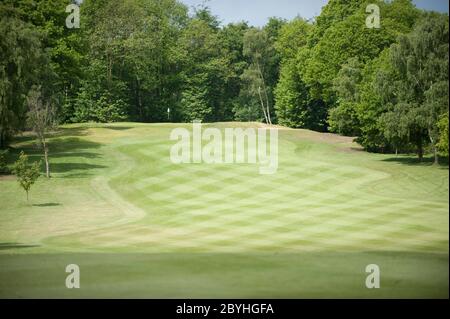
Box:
[0,0,448,162]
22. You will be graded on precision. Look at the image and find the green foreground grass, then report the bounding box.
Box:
[0,122,448,298]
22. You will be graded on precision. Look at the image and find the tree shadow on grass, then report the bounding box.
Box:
[11,126,90,146]
[50,162,106,174]
[0,243,40,250]
[102,125,136,131]
[7,127,107,178]
[382,155,449,168]
[32,203,61,207]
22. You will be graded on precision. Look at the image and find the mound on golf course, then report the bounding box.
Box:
[0,122,448,298]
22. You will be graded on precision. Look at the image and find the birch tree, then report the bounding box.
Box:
[243,29,274,125]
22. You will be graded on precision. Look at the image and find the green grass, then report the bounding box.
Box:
[0,122,448,298]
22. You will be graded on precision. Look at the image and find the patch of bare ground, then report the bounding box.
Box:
[0,174,15,181]
[254,122,363,153]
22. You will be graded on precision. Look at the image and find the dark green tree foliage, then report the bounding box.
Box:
[274,0,420,132]
[1,0,86,122]
[378,13,448,161]
[354,49,393,151]
[275,18,316,128]
[0,150,8,174]
[219,22,251,121]
[179,8,232,122]
[328,57,363,136]
[1,0,448,164]
[131,0,188,122]
[0,7,50,148]
[76,0,188,123]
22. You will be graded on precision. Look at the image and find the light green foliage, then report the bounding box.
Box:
[275,18,310,60]
[303,4,415,104]
[274,18,314,128]
[275,0,420,133]
[423,80,449,161]
[12,151,41,200]
[437,113,449,157]
[308,0,366,46]
[274,59,309,128]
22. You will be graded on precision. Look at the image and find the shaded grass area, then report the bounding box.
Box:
[0,243,40,250]
[0,252,447,298]
[382,155,449,167]
[3,127,104,179]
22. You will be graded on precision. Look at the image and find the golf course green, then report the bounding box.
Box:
[0,122,448,298]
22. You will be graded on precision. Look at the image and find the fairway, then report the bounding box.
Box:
[0,122,448,298]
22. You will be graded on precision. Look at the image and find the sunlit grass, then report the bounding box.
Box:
[0,123,448,298]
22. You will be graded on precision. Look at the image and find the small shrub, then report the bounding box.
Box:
[12,151,41,201]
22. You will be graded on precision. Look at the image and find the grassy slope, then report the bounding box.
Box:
[0,123,448,298]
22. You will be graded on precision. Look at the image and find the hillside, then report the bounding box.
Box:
[0,122,448,298]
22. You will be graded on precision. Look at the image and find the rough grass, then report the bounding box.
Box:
[0,123,448,298]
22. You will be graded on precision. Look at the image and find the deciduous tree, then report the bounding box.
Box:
[12,151,41,201]
[26,86,57,178]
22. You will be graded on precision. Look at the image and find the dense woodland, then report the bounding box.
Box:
[0,0,448,161]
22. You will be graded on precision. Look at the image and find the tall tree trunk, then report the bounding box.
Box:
[417,138,424,161]
[256,61,272,125]
[107,53,113,88]
[429,133,439,165]
[262,83,272,126]
[136,77,143,122]
[433,145,439,165]
[258,86,269,124]
[0,128,4,149]
[43,139,50,178]
[44,148,49,178]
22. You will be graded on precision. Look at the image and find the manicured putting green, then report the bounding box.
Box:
[0,123,448,298]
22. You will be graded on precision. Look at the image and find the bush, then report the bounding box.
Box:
[12,151,41,200]
[328,101,361,136]
[437,113,449,157]
[72,85,128,123]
